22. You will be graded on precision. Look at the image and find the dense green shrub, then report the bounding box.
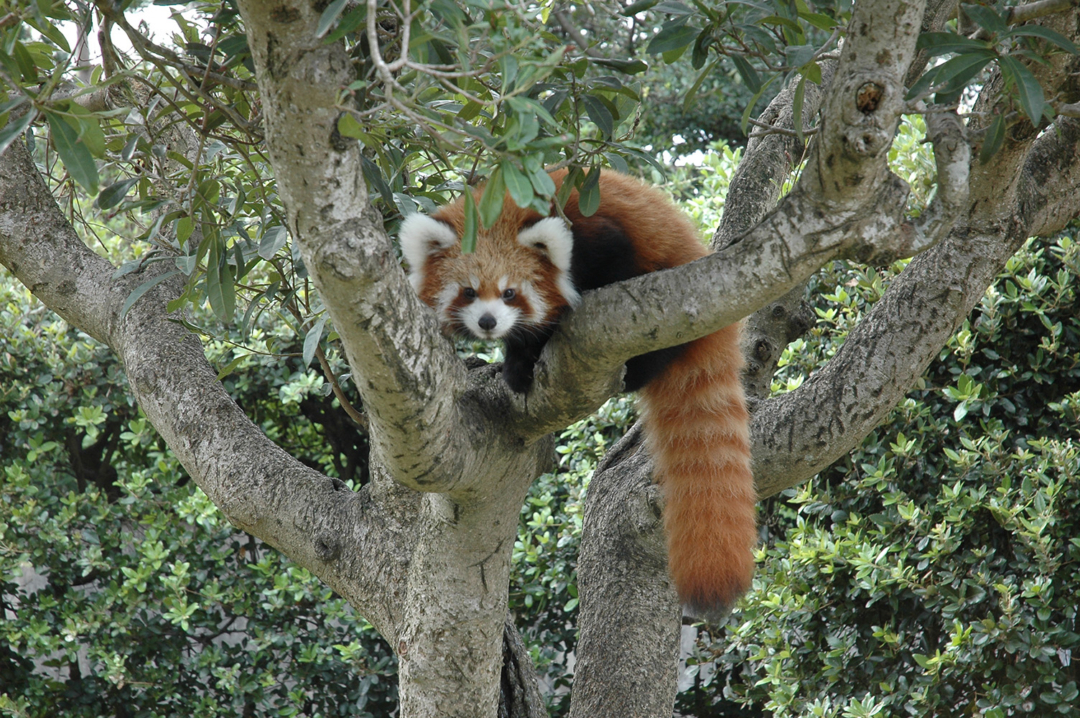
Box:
[0,279,394,718]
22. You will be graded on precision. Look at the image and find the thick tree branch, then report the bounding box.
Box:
[234,0,486,496]
[752,115,1080,498]
[0,137,413,639]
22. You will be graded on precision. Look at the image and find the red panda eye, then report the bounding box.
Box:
[462,287,477,299]
[502,288,516,300]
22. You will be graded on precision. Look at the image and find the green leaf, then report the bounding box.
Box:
[906,49,995,100]
[121,271,180,320]
[0,108,36,157]
[963,5,1006,35]
[1005,25,1080,55]
[502,162,534,209]
[458,100,483,121]
[316,0,349,37]
[590,58,649,75]
[525,157,556,198]
[13,43,38,82]
[581,94,614,137]
[206,238,236,323]
[461,190,478,254]
[361,156,394,207]
[44,110,98,194]
[998,55,1045,124]
[27,18,71,53]
[337,113,366,139]
[303,316,327,367]
[731,54,762,93]
[622,0,660,15]
[215,354,247,380]
[797,11,839,31]
[684,59,719,111]
[577,167,601,217]
[647,21,699,55]
[979,113,1006,164]
[478,166,506,229]
[259,225,288,260]
[916,32,992,56]
[96,178,139,210]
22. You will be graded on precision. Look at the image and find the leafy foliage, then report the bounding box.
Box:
[0,277,392,717]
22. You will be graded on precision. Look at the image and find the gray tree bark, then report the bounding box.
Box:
[1,1,1079,718]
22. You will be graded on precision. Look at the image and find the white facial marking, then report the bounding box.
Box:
[518,217,574,274]
[459,299,520,339]
[434,283,462,324]
[518,281,547,323]
[399,214,458,289]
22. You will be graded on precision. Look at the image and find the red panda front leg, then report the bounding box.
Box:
[501,327,557,393]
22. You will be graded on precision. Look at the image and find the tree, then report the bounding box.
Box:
[1,0,1079,716]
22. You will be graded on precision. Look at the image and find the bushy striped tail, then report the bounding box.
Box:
[637,323,757,620]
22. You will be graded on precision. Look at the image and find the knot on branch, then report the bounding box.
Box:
[839,74,901,159]
[314,532,342,562]
[856,82,885,113]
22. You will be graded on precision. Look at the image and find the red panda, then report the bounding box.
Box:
[400,168,756,619]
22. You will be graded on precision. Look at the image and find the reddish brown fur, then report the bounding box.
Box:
[418,201,568,331]
[415,169,756,617]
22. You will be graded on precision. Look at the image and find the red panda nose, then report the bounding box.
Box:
[478,313,497,331]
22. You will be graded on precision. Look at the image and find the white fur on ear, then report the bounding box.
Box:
[517,217,574,274]
[399,214,459,289]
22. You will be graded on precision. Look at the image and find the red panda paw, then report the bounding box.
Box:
[500,359,534,393]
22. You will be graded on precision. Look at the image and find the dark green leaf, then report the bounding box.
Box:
[502,161,534,209]
[590,58,650,75]
[785,44,816,69]
[1004,26,1080,55]
[999,55,1045,124]
[96,178,139,210]
[582,94,614,137]
[478,167,506,229]
[458,100,483,121]
[461,190,478,254]
[525,158,556,198]
[963,5,1006,35]
[979,112,1006,164]
[916,32,992,56]
[622,0,660,16]
[206,239,236,323]
[906,50,995,100]
[798,11,838,31]
[0,108,35,158]
[577,167,601,217]
[45,110,99,194]
[121,271,180,320]
[303,316,327,367]
[731,54,762,93]
[13,43,38,83]
[258,226,287,260]
[653,1,695,14]
[684,59,719,111]
[316,0,349,37]
[361,156,395,207]
[647,21,699,55]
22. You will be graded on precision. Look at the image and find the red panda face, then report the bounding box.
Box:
[399,212,580,340]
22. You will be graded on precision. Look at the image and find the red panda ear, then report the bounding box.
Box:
[399,214,458,288]
[517,217,573,275]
